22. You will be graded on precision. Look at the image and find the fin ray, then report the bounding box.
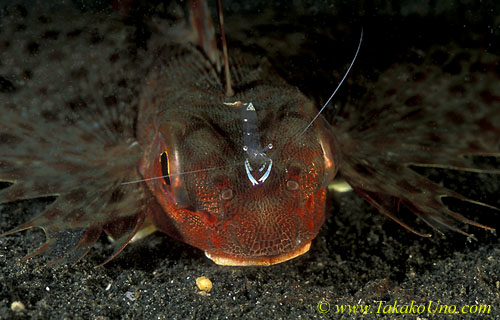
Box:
[0,4,151,264]
[337,45,499,235]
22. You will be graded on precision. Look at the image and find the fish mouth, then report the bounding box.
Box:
[204,241,311,266]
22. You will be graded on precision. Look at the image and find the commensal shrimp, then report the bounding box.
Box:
[0,0,498,266]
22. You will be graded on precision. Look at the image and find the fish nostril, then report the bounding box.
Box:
[221,188,233,200]
[286,179,300,191]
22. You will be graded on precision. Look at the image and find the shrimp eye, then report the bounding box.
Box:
[160,152,171,185]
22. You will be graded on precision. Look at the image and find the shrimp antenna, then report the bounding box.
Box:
[299,28,363,136]
[216,0,234,97]
[120,163,239,185]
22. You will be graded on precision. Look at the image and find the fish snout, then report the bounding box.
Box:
[205,191,325,266]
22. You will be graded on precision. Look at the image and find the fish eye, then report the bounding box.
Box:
[160,152,171,186]
[221,188,233,200]
[286,179,300,191]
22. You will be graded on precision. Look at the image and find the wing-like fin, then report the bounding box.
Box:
[97,212,147,267]
[0,4,152,265]
[359,190,432,237]
[336,45,499,236]
[0,183,58,205]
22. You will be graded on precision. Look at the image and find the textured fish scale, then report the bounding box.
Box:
[336,45,499,235]
[0,5,150,264]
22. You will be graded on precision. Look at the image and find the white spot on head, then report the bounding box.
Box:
[221,188,233,200]
[286,179,300,191]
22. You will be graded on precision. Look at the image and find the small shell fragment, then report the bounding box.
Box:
[11,301,26,312]
[196,276,212,292]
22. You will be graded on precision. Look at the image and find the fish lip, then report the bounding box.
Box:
[204,241,311,266]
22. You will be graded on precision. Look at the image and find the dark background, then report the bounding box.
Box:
[1,0,499,319]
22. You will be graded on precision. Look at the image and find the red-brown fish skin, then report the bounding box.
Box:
[136,42,337,264]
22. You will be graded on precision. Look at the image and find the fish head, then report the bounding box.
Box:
[140,89,339,266]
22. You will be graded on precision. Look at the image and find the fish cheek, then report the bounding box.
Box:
[286,158,326,234]
[149,173,229,251]
[148,197,219,250]
[277,132,333,238]
[142,126,233,250]
[305,187,328,236]
[144,153,220,249]
[138,125,212,247]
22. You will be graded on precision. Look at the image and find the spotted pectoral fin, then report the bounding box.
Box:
[339,153,498,237]
[0,3,152,266]
[0,95,150,267]
[336,45,499,236]
[0,164,150,266]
